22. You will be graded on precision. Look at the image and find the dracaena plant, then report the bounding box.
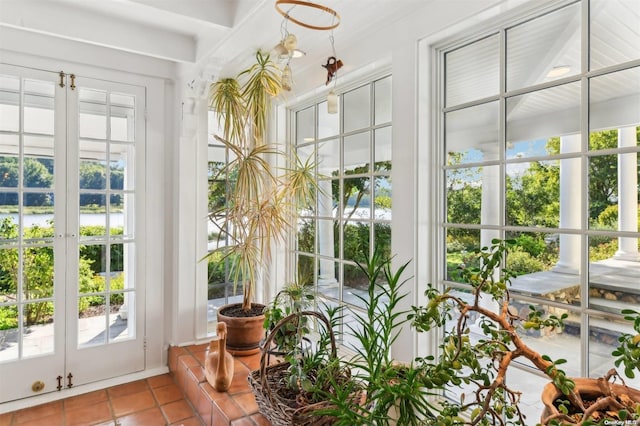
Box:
[207,51,319,311]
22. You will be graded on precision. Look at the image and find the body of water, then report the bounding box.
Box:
[0,213,124,228]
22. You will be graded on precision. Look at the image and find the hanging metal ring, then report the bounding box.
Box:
[275,0,340,31]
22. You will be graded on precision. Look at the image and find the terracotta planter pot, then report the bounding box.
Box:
[540,377,640,424]
[217,303,266,357]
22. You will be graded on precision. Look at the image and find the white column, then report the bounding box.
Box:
[553,134,581,274]
[480,164,500,249]
[317,178,337,286]
[615,127,640,261]
[479,163,501,314]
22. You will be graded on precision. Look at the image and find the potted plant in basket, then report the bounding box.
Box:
[262,279,316,355]
[207,50,319,355]
[408,238,640,425]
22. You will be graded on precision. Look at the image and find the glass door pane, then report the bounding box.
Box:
[66,76,144,385]
[0,65,65,403]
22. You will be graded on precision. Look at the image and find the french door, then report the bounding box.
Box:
[0,64,146,403]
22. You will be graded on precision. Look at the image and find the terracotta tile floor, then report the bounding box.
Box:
[0,350,270,426]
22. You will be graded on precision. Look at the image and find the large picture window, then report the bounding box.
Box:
[294,76,392,311]
[439,0,639,416]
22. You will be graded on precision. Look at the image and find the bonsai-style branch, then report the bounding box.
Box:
[409,239,609,425]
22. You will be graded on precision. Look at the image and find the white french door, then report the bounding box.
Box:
[0,64,146,403]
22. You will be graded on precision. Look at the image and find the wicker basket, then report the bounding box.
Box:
[248,310,350,426]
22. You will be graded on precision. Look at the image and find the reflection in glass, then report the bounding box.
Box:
[109,291,131,341]
[589,67,640,139]
[344,132,369,172]
[110,194,129,237]
[317,139,339,175]
[318,100,339,139]
[588,153,628,231]
[373,223,391,261]
[446,167,483,225]
[296,106,315,144]
[0,305,18,362]
[374,126,391,167]
[445,229,480,283]
[109,244,126,278]
[79,88,106,103]
[109,144,133,191]
[503,231,582,304]
[344,85,370,133]
[79,160,107,191]
[78,295,106,346]
[343,262,368,309]
[343,177,370,220]
[506,2,580,91]
[343,221,370,264]
[22,302,54,357]
[506,83,580,148]
[79,196,106,233]
[588,235,640,313]
[446,34,500,107]
[374,76,392,124]
[110,106,134,142]
[589,314,640,388]
[0,89,19,133]
[297,217,315,253]
[590,0,640,70]
[23,247,54,300]
[374,176,392,219]
[0,152,19,188]
[513,299,580,371]
[79,101,107,140]
[446,102,499,164]
[110,93,135,143]
[317,259,339,300]
[297,254,315,287]
[506,160,559,228]
[23,154,54,192]
[24,94,54,135]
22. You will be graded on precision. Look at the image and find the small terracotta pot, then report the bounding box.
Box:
[540,377,640,424]
[217,303,265,357]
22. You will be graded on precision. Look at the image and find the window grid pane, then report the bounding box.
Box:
[440,1,640,404]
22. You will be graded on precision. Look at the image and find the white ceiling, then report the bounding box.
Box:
[0,0,431,75]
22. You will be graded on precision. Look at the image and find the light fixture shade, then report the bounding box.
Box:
[327,90,338,114]
[284,34,297,52]
[291,49,306,58]
[272,42,288,57]
[282,64,293,91]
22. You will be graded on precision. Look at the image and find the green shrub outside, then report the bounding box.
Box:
[0,219,126,330]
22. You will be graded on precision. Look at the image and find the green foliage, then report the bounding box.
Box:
[0,218,124,327]
[78,226,124,274]
[410,239,573,425]
[596,204,618,228]
[506,160,559,228]
[588,239,618,261]
[315,250,438,425]
[0,305,18,330]
[612,309,640,379]
[506,248,545,275]
[262,281,315,354]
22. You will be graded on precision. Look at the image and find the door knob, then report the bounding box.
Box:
[32,381,45,392]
